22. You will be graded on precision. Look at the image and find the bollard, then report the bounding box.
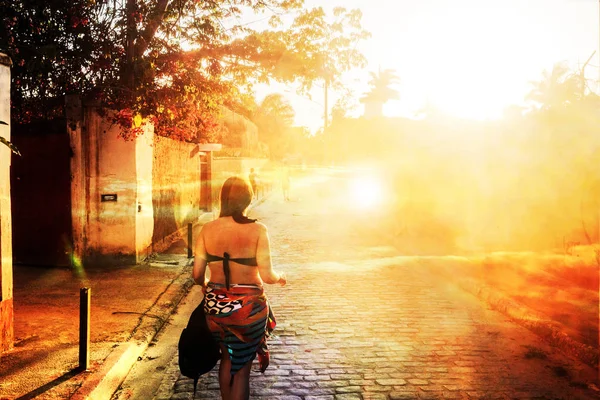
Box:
[79,287,90,371]
[187,223,193,259]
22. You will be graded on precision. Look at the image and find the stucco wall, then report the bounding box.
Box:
[136,126,154,258]
[151,136,201,251]
[0,53,13,351]
[70,105,154,265]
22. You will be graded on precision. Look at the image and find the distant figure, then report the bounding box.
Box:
[249,168,258,199]
[281,164,290,202]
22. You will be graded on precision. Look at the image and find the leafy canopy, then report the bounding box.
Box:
[1,0,369,141]
[361,67,400,104]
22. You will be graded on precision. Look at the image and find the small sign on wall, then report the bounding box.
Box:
[101,194,118,202]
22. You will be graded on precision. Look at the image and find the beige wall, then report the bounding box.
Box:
[0,53,13,352]
[65,100,268,263]
[136,127,154,257]
[68,103,154,265]
[151,136,201,251]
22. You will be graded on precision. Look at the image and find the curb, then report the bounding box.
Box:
[70,264,195,400]
[457,277,599,368]
[71,343,145,400]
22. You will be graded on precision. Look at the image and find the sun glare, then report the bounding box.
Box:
[349,175,384,209]
[352,0,566,122]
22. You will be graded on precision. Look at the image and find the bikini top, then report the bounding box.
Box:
[205,212,258,290]
[206,252,258,290]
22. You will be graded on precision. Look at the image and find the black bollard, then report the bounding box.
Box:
[79,287,90,371]
[188,223,193,259]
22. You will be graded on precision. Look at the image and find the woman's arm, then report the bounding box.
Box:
[192,228,208,286]
[256,224,286,285]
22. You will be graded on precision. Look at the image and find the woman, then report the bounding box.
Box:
[193,176,286,400]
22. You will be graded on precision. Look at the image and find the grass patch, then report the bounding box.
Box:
[460,251,599,350]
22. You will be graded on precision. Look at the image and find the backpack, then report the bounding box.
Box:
[178,299,221,397]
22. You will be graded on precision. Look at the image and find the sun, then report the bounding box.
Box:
[349,174,384,210]
[364,0,554,122]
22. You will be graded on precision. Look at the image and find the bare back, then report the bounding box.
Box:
[198,216,275,285]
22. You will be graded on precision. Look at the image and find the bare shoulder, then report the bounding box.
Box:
[255,221,268,233]
[201,219,219,234]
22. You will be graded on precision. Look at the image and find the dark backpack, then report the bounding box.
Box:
[178,299,221,397]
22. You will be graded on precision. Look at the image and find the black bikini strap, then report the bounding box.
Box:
[223,252,230,290]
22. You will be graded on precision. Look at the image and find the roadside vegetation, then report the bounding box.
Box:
[321,61,600,367]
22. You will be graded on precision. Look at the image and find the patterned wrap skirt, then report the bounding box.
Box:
[203,282,276,379]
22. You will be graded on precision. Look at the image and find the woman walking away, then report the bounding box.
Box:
[193,176,287,400]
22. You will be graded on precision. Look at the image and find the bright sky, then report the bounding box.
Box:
[255,0,600,132]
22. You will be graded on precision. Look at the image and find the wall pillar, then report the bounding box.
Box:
[66,95,86,268]
[198,144,221,213]
[0,53,13,353]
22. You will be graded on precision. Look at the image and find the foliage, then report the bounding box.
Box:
[360,67,400,104]
[251,93,296,159]
[525,60,589,113]
[1,0,369,141]
[1,0,99,125]
[331,87,358,122]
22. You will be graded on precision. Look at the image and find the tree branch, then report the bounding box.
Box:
[135,0,172,57]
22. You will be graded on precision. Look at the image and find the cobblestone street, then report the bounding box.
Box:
[155,168,598,400]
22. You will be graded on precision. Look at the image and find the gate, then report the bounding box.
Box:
[10,119,72,266]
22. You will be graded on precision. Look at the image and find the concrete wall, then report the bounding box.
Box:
[0,53,13,352]
[68,101,154,265]
[151,136,201,252]
[136,126,154,257]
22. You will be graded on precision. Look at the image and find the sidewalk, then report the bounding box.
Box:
[0,189,272,400]
[0,232,201,400]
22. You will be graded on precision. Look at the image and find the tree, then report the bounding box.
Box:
[525,61,582,111]
[1,0,100,123]
[1,1,369,141]
[361,67,400,103]
[330,87,358,122]
[360,67,400,118]
[252,93,296,159]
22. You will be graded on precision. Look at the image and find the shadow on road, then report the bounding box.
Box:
[15,368,83,400]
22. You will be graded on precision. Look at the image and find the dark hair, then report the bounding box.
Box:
[219,176,256,223]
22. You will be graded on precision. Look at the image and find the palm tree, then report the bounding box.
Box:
[361,67,400,118]
[252,94,296,159]
[525,61,582,111]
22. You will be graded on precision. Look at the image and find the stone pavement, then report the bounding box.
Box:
[153,168,598,400]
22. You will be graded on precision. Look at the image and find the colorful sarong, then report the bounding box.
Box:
[203,282,276,380]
